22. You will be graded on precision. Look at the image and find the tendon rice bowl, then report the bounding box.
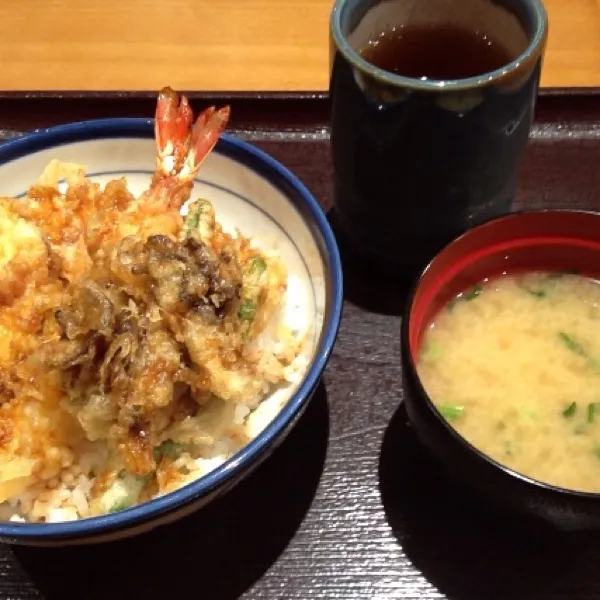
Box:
[0,89,315,524]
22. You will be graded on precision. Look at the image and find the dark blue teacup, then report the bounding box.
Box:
[329,0,548,275]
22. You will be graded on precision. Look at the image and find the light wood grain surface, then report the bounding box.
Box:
[0,0,598,92]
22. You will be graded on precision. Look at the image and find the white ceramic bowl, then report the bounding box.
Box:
[0,118,343,545]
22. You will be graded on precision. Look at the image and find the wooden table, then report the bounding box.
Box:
[0,0,598,92]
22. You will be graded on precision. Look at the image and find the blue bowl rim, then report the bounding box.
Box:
[0,117,344,540]
[330,0,549,92]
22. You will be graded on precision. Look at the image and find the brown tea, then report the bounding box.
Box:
[360,24,515,81]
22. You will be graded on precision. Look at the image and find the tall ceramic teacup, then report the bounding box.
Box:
[329,0,548,275]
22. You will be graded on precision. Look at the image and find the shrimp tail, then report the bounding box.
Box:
[155,87,230,182]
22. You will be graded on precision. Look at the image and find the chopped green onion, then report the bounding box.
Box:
[100,473,146,515]
[558,333,600,376]
[558,332,587,357]
[438,404,465,421]
[184,205,204,235]
[589,403,598,424]
[238,298,257,322]
[463,284,482,301]
[562,402,577,418]
[153,439,184,463]
[109,499,132,513]
[521,405,539,420]
[249,256,267,276]
[420,339,443,364]
[524,287,546,298]
[593,445,600,460]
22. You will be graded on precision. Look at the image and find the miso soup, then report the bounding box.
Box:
[417,271,600,493]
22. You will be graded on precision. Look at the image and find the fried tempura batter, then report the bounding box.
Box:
[0,88,296,519]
